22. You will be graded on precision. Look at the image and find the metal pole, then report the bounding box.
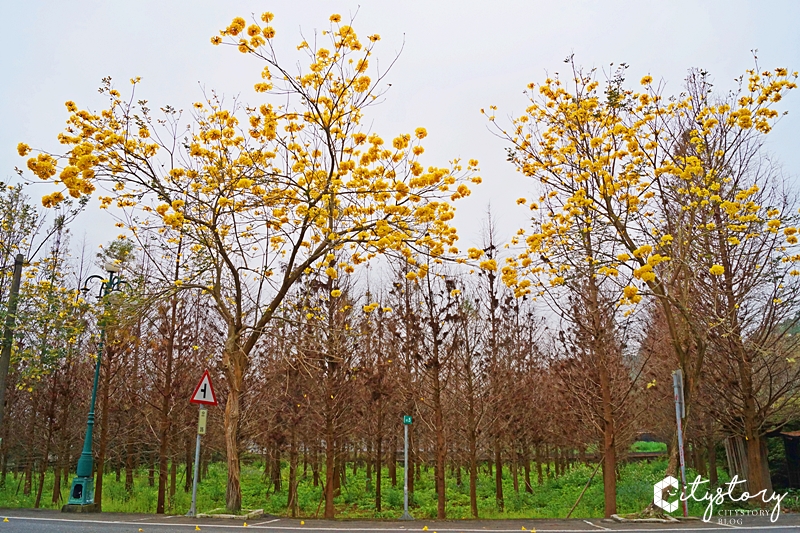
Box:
[673,371,689,517]
[68,271,115,507]
[0,254,24,443]
[81,276,110,476]
[187,406,204,517]
[400,421,412,520]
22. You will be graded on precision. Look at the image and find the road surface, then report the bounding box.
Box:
[1,509,799,533]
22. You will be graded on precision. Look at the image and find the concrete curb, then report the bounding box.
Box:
[611,513,679,523]
[196,508,264,519]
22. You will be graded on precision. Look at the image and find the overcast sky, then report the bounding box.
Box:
[3,0,799,253]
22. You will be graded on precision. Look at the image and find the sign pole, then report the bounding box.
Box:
[187,406,204,517]
[400,415,413,520]
[187,371,216,517]
[673,370,689,517]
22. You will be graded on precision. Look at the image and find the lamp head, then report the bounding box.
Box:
[104,262,121,274]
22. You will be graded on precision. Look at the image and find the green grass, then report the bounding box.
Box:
[0,458,730,519]
[630,441,668,453]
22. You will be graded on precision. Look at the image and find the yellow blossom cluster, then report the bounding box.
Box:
[491,63,798,307]
[21,13,478,296]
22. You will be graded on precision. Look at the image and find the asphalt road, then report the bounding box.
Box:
[1,510,799,533]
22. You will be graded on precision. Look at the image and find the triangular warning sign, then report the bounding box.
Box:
[190,370,218,405]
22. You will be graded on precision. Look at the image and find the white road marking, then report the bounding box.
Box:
[583,520,610,530]
[251,518,281,525]
[1,514,797,532]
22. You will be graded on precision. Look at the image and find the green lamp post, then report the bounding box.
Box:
[64,262,126,511]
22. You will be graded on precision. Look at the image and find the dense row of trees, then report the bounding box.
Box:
[2,12,799,519]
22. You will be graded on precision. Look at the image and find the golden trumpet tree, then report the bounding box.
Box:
[494,61,797,493]
[21,12,478,511]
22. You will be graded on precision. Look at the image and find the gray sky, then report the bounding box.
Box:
[3,0,799,252]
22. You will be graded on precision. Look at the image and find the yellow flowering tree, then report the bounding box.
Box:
[21,13,477,511]
[494,60,798,497]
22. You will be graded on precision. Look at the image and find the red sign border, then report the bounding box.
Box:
[190,370,218,406]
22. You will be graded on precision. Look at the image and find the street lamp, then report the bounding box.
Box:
[64,262,126,511]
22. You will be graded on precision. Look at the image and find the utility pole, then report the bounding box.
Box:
[673,369,689,517]
[0,254,24,444]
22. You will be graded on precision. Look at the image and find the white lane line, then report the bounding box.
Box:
[251,518,281,525]
[1,515,798,532]
[582,520,610,530]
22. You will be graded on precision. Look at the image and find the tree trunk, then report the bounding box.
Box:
[333,452,341,496]
[271,447,282,493]
[433,361,446,519]
[52,462,62,505]
[184,433,192,493]
[545,446,551,479]
[0,452,7,489]
[338,443,346,490]
[34,458,47,508]
[351,444,357,478]
[467,450,478,519]
[53,376,72,505]
[169,459,176,510]
[366,439,372,493]
[312,445,320,487]
[148,452,155,487]
[408,430,415,494]
[222,342,246,512]
[388,434,397,487]
[156,404,171,513]
[467,406,478,518]
[522,443,532,493]
[302,445,308,480]
[599,362,617,518]
[535,446,543,485]
[22,458,32,497]
[288,425,298,518]
[94,350,112,511]
[23,391,38,497]
[125,442,135,493]
[156,299,176,514]
[375,404,382,512]
[35,378,58,509]
[494,438,503,511]
[555,447,562,477]
[694,441,706,477]
[744,405,768,497]
[324,414,336,518]
[708,430,718,487]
